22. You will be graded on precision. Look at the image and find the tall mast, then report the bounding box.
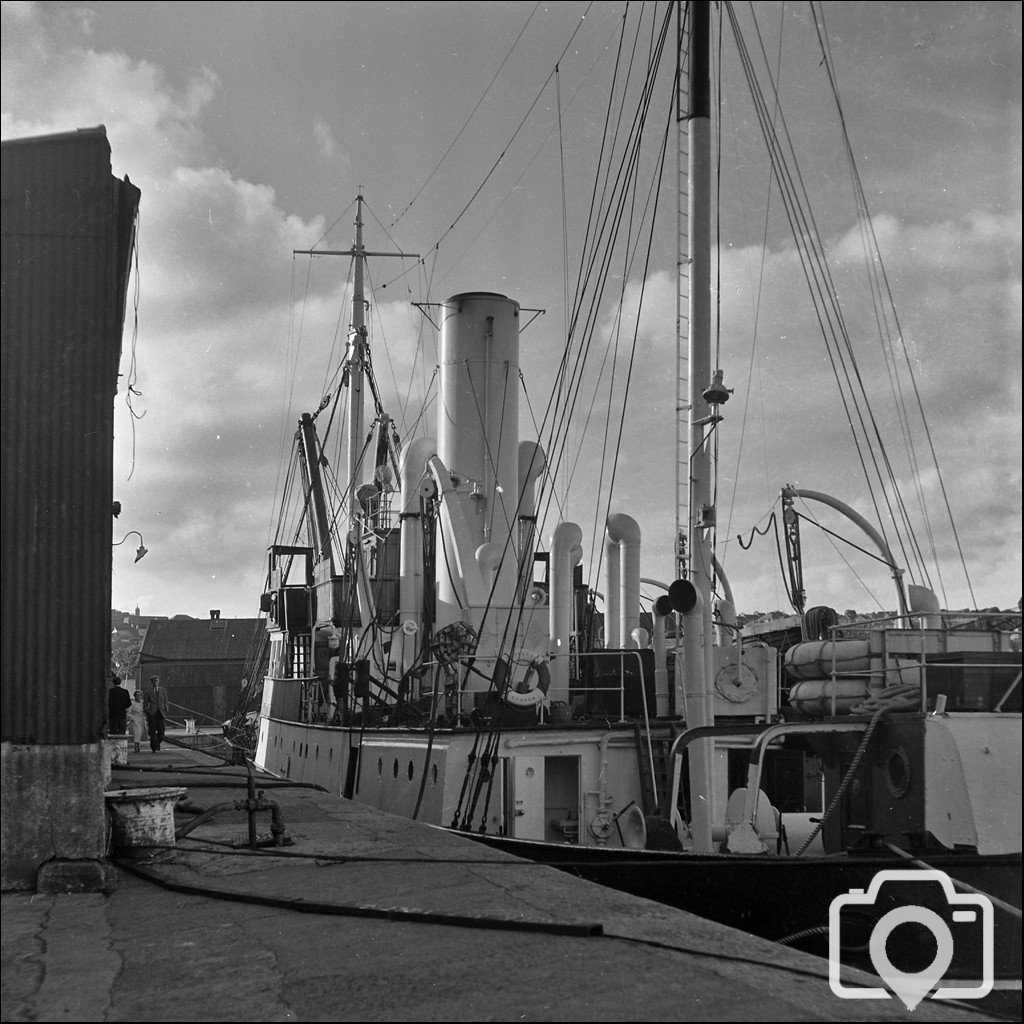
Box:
[347,195,368,533]
[683,0,716,854]
[293,194,418,542]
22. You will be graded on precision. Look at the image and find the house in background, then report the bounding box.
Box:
[138,613,265,725]
[111,607,169,681]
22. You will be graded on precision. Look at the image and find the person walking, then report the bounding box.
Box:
[127,690,147,753]
[143,675,168,752]
[107,675,131,735]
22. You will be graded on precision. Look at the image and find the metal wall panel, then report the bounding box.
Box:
[1,127,140,745]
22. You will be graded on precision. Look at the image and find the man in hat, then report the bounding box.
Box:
[143,675,168,752]
[108,674,131,735]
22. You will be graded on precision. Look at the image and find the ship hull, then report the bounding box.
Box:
[461,830,1021,983]
[256,709,1021,1003]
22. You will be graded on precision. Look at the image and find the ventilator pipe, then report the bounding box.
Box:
[669,578,715,853]
[712,555,737,648]
[605,513,641,649]
[604,539,621,648]
[516,441,547,601]
[350,522,377,629]
[476,542,503,590]
[715,598,737,648]
[653,594,673,715]
[908,584,941,629]
[549,522,583,701]
[396,437,437,672]
[712,555,734,608]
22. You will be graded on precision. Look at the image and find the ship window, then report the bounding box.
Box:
[377,757,383,776]
[408,760,415,780]
[431,763,439,786]
[886,747,911,798]
[315,745,319,760]
[393,758,399,778]
[329,747,333,763]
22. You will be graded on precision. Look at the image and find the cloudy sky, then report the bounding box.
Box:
[3,1,1020,620]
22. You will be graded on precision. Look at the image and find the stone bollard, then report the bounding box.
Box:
[107,733,129,767]
[105,787,188,852]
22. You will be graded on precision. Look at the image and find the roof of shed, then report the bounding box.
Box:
[141,618,264,662]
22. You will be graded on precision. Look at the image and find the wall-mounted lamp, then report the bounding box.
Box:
[113,530,148,563]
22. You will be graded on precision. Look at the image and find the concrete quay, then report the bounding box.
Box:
[1,744,1005,1022]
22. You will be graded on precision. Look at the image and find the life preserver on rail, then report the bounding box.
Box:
[504,659,552,708]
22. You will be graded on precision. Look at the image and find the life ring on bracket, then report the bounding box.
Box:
[504,659,552,708]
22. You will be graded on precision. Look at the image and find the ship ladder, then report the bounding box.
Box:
[631,724,680,816]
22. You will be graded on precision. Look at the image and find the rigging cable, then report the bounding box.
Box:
[379,3,599,293]
[710,0,725,597]
[537,5,674,579]
[389,0,543,229]
[722,1,785,586]
[554,4,648,525]
[812,1,935,593]
[811,1,975,609]
[741,1,928,591]
[123,208,145,481]
[728,3,917,588]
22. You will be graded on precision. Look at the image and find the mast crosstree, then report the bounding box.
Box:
[293,194,419,538]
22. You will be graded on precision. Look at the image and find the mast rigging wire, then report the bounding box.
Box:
[727,2,921,592]
[809,1,975,609]
[721,1,785,580]
[389,0,544,230]
[378,3,599,294]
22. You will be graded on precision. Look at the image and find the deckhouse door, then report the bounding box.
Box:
[506,756,545,839]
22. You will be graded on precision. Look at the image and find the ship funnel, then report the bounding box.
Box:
[437,293,521,612]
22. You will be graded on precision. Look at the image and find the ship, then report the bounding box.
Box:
[238,1,1021,1006]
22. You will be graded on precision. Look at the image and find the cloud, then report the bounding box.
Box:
[313,119,337,159]
[543,201,1022,613]
[1,4,338,615]
[5,3,1019,619]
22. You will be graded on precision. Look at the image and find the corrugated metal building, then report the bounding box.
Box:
[140,617,267,725]
[1,127,140,890]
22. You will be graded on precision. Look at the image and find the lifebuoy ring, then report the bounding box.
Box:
[504,659,552,708]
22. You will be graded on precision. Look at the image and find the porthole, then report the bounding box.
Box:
[886,747,911,798]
